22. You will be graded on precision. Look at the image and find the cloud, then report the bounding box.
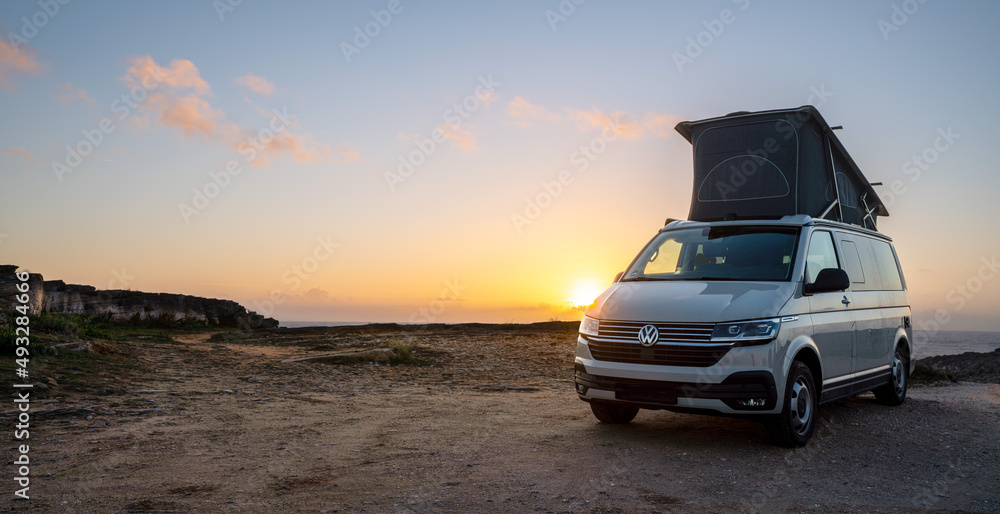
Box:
[506,96,562,126]
[478,89,499,106]
[0,40,43,90]
[640,113,683,138]
[331,145,361,165]
[570,108,680,139]
[234,73,275,95]
[123,55,220,137]
[124,55,210,94]
[437,122,478,151]
[570,108,644,139]
[56,82,95,105]
[148,94,224,137]
[263,130,328,163]
[1,147,37,162]
[236,128,360,167]
[302,287,331,301]
[506,96,679,139]
[122,55,357,166]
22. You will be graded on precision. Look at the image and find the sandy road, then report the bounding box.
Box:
[11,325,1000,512]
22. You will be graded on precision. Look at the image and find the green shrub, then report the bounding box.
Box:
[0,326,15,352]
[388,340,422,365]
[33,312,82,335]
[910,362,957,384]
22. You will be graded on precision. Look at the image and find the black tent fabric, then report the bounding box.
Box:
[675,106,888,230]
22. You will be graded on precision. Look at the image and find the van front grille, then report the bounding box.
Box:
[599,320,714,342]
[588,320,728,367]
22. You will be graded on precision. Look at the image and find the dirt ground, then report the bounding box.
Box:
[7,323,1000,512]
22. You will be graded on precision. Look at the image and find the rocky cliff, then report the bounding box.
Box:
[919,349,1000,384]
[0,265,44,313]
[0,265,277,329]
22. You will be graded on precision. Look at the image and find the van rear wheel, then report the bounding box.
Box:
[874,346,908,406]
[590,401,639,424]
[766,361,817,447]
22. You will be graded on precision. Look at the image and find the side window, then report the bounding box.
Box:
[643,238,683,275]
[839,239,867,288]
[805,231,839,284]
[871,240,903,291]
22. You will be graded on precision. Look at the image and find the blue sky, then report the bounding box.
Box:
[1,0,999,328]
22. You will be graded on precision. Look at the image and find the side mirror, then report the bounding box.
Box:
[614,272,624,282]
[805,268,850,295]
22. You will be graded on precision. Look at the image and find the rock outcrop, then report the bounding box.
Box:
[0,265,44,312]
[918,349,1000,384]
[1,265,277,329]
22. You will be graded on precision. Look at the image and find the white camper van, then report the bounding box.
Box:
[574,107,912,446]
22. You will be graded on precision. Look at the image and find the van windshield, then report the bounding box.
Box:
[621,226,799,282]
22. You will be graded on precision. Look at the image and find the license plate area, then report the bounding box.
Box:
[614,384,677,405]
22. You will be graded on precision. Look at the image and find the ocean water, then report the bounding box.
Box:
[914,330,1000,358]
[280,321,372,328]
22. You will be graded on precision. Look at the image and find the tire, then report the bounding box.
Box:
[766,361,817,447]
[590,401,639,424]
[874,345,908,406]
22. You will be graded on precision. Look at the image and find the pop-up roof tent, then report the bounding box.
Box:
[675,106,887,231]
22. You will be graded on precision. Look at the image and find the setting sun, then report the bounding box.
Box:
[567,281,607,308]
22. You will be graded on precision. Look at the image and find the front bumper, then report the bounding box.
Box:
[575,363,777,413]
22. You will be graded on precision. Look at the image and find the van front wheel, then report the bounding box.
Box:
[766,361,817,447]
[590,401,639,424]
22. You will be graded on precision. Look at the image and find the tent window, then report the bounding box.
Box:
[836,172,858,208]
[697,155,790,202]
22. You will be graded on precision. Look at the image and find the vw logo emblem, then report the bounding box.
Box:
[637,325,659,347]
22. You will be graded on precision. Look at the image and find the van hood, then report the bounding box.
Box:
[586,281,795,323]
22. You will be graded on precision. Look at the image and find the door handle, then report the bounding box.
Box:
[842,296,851,306]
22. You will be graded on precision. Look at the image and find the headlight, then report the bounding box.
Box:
[579,315,600,337]
[711,319,780,345]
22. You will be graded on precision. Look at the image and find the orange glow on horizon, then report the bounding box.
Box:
[566,279,607,309]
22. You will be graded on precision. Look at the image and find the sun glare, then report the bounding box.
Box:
[567,282,606,308]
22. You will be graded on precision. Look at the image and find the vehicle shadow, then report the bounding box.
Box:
[570,395,898,451]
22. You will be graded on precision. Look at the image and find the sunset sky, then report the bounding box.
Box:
[2,1,999,328]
